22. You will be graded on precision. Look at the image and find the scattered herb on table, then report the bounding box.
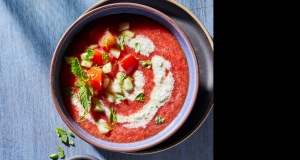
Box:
[55,126,68,144]
[68,130,74,137]
[49,153,59,159]
[58,146,65,158]
[51,126,76,159]
[69,141,74,146]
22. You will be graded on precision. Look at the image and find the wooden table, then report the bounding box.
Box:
[0,0,213,159]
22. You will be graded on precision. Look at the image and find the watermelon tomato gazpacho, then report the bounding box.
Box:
[59,14,189,143]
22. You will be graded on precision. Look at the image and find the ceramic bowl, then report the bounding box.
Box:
[50,3,199,152]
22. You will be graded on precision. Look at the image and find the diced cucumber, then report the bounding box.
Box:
[123,77,134,93]
[109,48,121,58]
[106,92,115,103]
[93,98,104,112]
[121,30,135,43]
[80,52,88,60]
[89,44,98,49]
[81,60,93,68]
[64,56,76,64]
[118,22,130,31]
[103,77,110,89]
[102,62,112,73]
[109,82,122,94]
[96,119,111,134]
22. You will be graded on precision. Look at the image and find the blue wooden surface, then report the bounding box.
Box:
[0,0,213,160]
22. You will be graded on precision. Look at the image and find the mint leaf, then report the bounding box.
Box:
[77,110,88,122]
[69,141,74,146]
[135,93,145,102]
[116,94,126,101]
[117,72,126,83]
[58,146,65,158]
[134,42,141,53]
[55,126,68,144]
[140,60,152,69]
[102,52,109,63]
[50,154,59,159]
[119,35,125,50]
[109,107,117,124]
[68,130,74,137]
[86,48,94,59]
[71,57,87,80]
[155,116,165,124]
[76,81,93,112]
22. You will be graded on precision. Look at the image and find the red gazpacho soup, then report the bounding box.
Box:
[59,14,189,143]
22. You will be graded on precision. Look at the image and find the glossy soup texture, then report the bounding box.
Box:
[59,14,189,143]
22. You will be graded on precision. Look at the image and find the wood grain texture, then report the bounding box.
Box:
[0,0,213,159]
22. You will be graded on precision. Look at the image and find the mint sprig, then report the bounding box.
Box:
[109,107,117,124]
[71,57,88,80]
[155,116,165,124]
[58,146,65,158]
[140,60,152,69]
[135,93,145,102]
[134,42,141,53]
[119,35,125,50]
[55,126,68,144]
[68,130,74,137]
[76,81,93,112]
[102,52,109,63]
[116,94,126,101]
[86,48,94,59]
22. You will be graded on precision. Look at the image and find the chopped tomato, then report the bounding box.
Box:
[87,66,103,90]
[92,49,113,66]
[118,54,139,75]
[98,29,117,51]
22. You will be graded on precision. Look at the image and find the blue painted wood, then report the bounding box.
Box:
[0,0,213,159]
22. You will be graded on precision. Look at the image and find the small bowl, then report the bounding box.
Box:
[50,3,199,152]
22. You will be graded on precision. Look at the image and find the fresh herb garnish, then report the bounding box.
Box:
[58,146,65,158]
[155,116,165,124]
[77,110,88,122]
[68,130,74,137]
[140,60,152,69]
[49,154,59,159]
[71,57,88,80]
[109,107,117,124]
[81,48,94,61]
[118,72,127,83]
[102,52,109,63]
[119,35,125,50]
[135,93,145,102]
[104,125,112,130]
[55,126,68,144]
[86,48,94,59]
[69,141,74,146]
[116,94,126,101]
[134,42,141,53]
[76,81,93,112]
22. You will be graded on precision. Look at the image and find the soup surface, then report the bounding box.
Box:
[59,14,189,143]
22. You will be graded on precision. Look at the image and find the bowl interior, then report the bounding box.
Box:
[51,3,199,152]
